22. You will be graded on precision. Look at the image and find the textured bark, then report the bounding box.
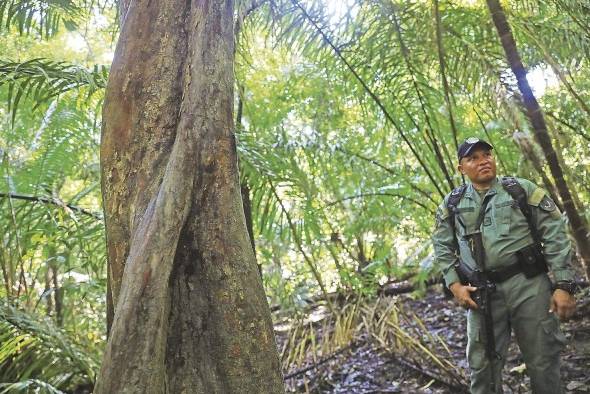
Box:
[51,263,63,326]
[486,0,590,280]
[44,263,53,315]
[118,0,132,26]
[96,1,284,393]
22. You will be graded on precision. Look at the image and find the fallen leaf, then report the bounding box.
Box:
[567,381,589,391]
[509,363,526,374]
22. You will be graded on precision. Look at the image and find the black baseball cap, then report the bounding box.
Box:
[457,137,493,161]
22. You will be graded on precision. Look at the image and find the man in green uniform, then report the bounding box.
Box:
[432,137,577,394]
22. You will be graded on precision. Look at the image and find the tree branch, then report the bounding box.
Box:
[0,192,103,220]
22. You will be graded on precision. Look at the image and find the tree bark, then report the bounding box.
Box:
[486,0,590,280]
[96,1,284,393]
[51,261,63,326]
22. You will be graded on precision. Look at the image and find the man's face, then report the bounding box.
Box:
[458,147,497,185]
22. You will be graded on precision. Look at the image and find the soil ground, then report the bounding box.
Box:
[280,285,590,393]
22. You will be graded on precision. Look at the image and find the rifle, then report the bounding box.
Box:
[455,196,502,392]
[454,259,495,314]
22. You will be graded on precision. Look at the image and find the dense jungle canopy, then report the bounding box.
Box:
[0,0,589,392]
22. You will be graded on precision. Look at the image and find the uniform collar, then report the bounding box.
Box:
[464,177,500,200]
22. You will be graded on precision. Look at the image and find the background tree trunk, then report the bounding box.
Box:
[512,131,563,211]
[486,0,590,280]
[95,0,284,392]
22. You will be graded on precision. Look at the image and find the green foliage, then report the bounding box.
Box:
[0,2,108,388]
[1,0,590,387]
[0,0,82,38]
[0,58,108,124]
[0,302,99,393]
[0,91,106,334]
[234,0,590,307]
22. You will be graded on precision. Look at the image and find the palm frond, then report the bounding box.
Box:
[1,92,105,310]
[0,379,65,394]
[0,302,99,391]
[0,58,108,124]
[0,0,81,37]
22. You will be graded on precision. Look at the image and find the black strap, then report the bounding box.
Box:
[446,184,467,252]
[472,194,492,270]
[448,177,541,246]
[486,261,524,283]
[500,176,541,245]
[476,195,491,228]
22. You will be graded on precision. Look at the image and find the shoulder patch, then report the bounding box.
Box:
[527,187,546,206]
[539,195,556,212]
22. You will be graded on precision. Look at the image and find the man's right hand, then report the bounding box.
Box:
[449,282,479,309]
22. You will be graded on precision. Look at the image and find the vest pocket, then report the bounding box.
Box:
[494,202,512,235]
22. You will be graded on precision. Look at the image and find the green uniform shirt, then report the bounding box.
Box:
[432,177,574,287]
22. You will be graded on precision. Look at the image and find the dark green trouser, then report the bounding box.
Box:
[466,273,567,394]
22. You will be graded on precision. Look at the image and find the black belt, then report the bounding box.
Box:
[485,261,542,283]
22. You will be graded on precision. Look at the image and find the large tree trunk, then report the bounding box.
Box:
[95,1,284,393]
[486,0,590,280]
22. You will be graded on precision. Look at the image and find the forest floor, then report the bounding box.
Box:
[279,285,590,393]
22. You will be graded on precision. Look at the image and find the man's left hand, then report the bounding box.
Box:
[550,289,576,321]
